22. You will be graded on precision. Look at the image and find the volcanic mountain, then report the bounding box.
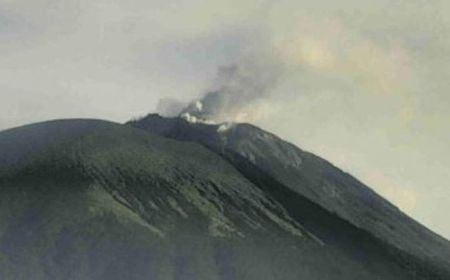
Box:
[0,114,449,280]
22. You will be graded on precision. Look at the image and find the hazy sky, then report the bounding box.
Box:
[1,0,449,239]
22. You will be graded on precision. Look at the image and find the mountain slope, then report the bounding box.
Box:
[129,114,450,279]
[0,118,448,279]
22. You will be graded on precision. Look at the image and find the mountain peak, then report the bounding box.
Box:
[0,116,449,279]
[129,114,450,276]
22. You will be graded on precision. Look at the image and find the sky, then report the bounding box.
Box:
[1,0,449,239]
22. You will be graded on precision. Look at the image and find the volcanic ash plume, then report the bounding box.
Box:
[163,54,284,123]
[156,98,186,117]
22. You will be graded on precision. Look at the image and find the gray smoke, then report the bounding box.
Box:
[156,98,187,117]
[157,52,285,123]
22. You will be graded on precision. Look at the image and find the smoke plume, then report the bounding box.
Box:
[157,52,285,123]
[156,98,187,117]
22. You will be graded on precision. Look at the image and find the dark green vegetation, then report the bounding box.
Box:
[0,117,448,279]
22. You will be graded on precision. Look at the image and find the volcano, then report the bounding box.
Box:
[0,114,449,280]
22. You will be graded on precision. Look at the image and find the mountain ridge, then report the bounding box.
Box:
[128,113,450,276]
[0,116,448,279]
